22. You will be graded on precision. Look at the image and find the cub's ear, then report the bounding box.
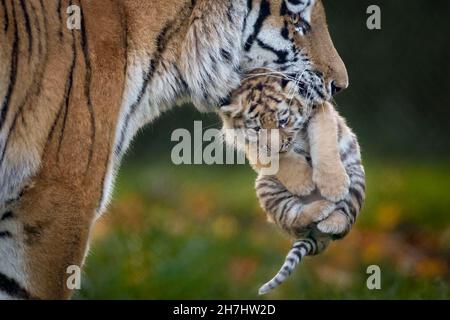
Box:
[219,104,242,118]
[218,93,232,107]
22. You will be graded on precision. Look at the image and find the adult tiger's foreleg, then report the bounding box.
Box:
[0,0,127,299]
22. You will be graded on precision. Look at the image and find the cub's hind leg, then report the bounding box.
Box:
[255,175,334,238]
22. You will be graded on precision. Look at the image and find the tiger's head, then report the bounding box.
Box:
[220,70,311,155]
[182,0,347,111]
[240,0,348,104]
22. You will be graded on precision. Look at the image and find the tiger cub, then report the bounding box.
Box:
[219,71,365,294]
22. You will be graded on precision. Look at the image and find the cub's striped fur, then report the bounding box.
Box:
[0,0,348,299]
[220,73,365,294]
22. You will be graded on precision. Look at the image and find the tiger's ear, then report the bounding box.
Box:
[219,104,242,118]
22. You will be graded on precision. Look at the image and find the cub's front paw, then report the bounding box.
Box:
[313,165,350,202]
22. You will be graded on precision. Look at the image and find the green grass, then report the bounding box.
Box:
[76,159,450,299]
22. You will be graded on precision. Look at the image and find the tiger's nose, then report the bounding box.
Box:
[330,81,342,95]
[329,79,348,96]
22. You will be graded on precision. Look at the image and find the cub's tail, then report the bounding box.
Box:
[258,237,328,295]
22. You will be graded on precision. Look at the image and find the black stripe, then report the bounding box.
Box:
[79,3,96,173]
[1,211,13,220]
[293,244,307,255]
[339,201,356,222]
[226,0,234,23]
[115,68,151,156]
[29,0,47,98]
[345,199,358,218]
[266,194,290,212]
[1,0,8,32]
[19,0,33,60]
[244,0,270,51]
[346,162,364,172]
[255,182,273,190]
[286,257,295,265]
[0,230,12,238]
[304,238,317,254]
[280,267,290,276]
[247,0,253,12]
[336,205,353,224]
[266,94,283,104]
[1,1,48,165]
[281,20,289,40]
[0,1,18,131]
[115,22,173,156]
[301,238,312,249]
[220,49,232,63]
[0,272,33,299]
[257,189,289,199]
[242,0,252,32]
[57,0,63,40]
[56,30,77,159]
[349,187,364,209]
[278,198,294,222]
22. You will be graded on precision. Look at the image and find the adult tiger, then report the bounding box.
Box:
[0,0,348,299]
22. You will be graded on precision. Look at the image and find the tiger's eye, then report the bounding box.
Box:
[279,118,288,127]
[289,13,311,34]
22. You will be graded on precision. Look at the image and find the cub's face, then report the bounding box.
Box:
[220,75,310,154]
[241,0,348,104]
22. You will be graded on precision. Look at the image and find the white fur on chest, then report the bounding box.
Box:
[96,51,192,216]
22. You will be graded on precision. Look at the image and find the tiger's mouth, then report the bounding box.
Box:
[287,70,329,104]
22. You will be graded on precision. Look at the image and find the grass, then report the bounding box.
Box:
[76,159,450,299]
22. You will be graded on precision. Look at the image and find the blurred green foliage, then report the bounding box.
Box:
[77,0,450,299]
[77,160,450,299]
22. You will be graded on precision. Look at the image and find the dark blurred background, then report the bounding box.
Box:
[77,0,450,299]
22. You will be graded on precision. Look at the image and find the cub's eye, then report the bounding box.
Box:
[289,13,311,35]
[278,118,288,127]
[247,124,261,133]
